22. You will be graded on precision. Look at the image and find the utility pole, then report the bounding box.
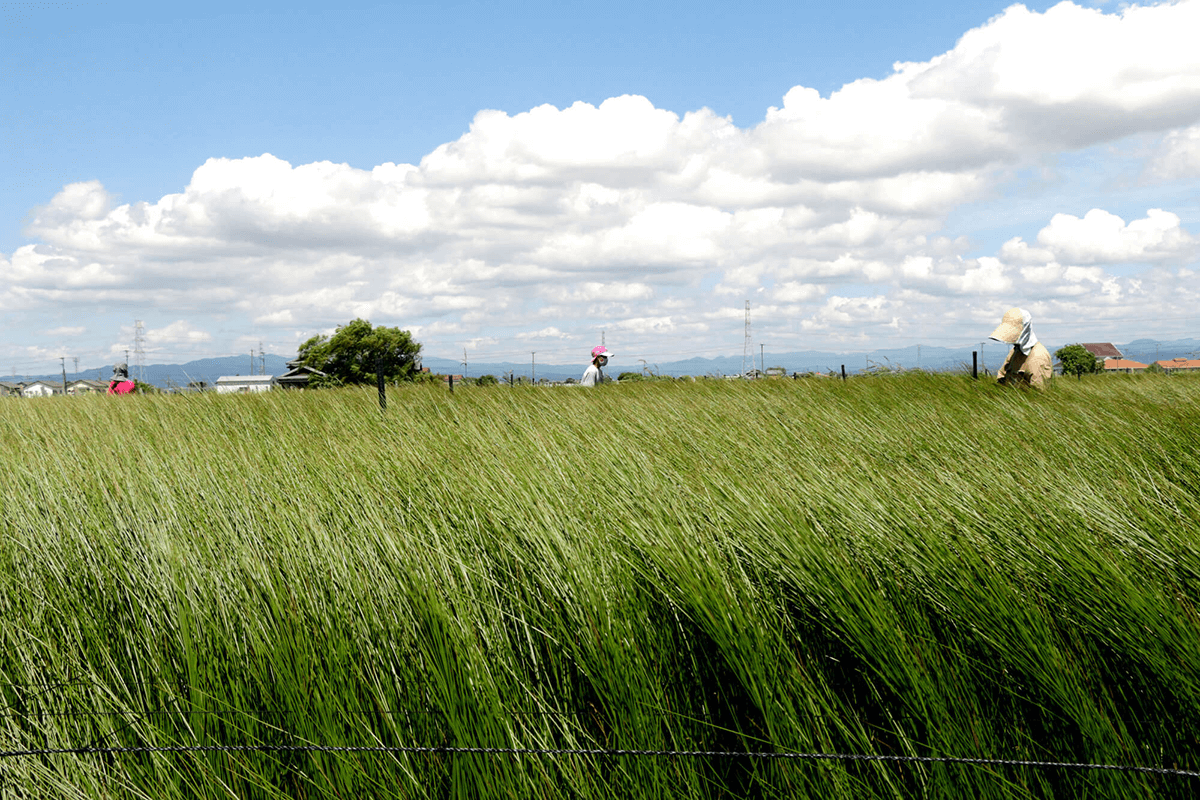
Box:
[250,349,256,375]
[60,357,68,396]
[531,352,536,385]
[462,348,468,377]
[72,356,79,379]
[602,330,605,348]
[760,343,765,377]
[741,300,753,379]
[259,341,265,376]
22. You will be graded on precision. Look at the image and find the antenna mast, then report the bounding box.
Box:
[133,320,146,382]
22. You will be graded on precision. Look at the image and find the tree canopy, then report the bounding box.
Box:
[1055,344,1100,377]
[297,319,422,387]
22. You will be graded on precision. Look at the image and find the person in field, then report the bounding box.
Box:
[580,346,614,387]
[990,307,1052,388]
[107,363,135,395]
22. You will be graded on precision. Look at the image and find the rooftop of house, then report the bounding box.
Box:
[1103,359,1147,370]
[1080,342,1123,359]
[1157,358,1200,369]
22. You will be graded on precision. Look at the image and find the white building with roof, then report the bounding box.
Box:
[216,375,277,394]
[21,380,61,397]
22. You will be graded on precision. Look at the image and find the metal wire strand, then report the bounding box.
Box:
[0,743,1196,779]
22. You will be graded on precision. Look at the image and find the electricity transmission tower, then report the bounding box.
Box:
[133,320,146,382]
[741,301,753,379]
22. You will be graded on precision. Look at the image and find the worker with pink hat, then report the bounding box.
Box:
[580,346,614,387]
[989,307,1052,388]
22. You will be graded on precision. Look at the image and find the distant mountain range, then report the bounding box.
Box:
[421,337,1200,381]
[13,354,294,389]
[13,338,1198,388]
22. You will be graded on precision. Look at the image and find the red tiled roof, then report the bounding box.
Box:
[1103,359,1147,370]
[1157,358,1200,370]
[1080,342,1122,359]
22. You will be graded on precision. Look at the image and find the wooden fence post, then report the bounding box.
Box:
[376,357,386,411]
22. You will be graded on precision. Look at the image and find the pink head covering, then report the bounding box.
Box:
[591,346,613,361]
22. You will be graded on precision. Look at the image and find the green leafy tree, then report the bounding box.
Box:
[1145,361,1166,374]
[297,319,421,387]
[1055,344,1100,377]
[475,374,498,386]
[617,372,644,382]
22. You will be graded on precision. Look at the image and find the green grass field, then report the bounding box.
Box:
[1,373,1198,798]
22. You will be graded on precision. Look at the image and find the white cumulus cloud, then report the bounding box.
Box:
[1146,124,1200,180]
[5,1,1200,365]
[1029,208,1197,264]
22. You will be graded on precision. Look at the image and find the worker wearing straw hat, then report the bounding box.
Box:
[580,346,614,387]
[989,307,1052,388]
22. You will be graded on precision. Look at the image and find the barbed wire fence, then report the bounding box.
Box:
[0,680,1197,783]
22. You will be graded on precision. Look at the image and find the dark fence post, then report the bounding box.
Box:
[840,364,846,381]
[376,357,386,412]
[973,351,978,379]
[449,374,454,394]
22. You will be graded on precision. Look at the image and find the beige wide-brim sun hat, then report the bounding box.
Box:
[989,308,1025,344]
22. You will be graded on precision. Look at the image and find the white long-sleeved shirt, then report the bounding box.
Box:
[580,364,605,386]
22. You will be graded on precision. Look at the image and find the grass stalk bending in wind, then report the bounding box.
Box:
[1,372,1198,798]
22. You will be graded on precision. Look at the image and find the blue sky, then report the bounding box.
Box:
[4,0,1200,375]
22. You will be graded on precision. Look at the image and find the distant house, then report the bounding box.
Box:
[1156,357,1200,373]
[1103,359,1147,374]
[21,380,62,397]
[1080,343,1123,362]
[0,381,24,397]
[216,375,276,393]
[67,379,108,394]
[276,359,326,390]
